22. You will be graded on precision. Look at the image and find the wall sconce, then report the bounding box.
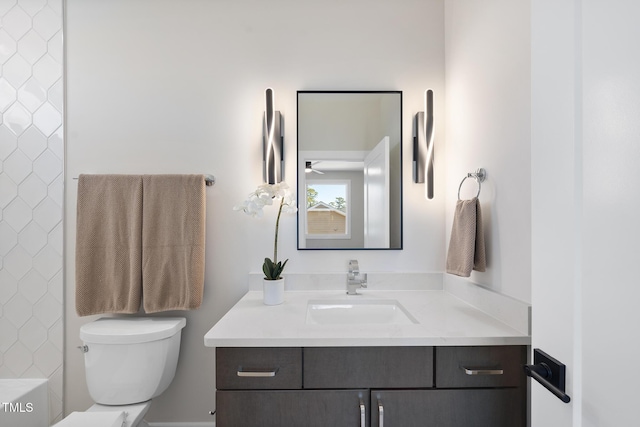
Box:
[263,88,284,184]
[413,89,434,199]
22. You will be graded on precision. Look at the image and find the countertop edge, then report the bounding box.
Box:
[204,336,532,348]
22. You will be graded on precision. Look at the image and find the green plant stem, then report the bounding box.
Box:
[273,197,284,264]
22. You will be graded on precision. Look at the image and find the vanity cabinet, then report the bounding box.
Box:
[215,346,526,427]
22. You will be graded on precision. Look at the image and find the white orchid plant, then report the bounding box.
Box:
[234,182,298,280]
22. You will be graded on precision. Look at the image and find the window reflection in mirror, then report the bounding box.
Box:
[306,180,351,239]
[297,91,402,250]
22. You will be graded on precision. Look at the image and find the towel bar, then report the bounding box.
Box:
[73,174,216,186]
[457,168,486,200]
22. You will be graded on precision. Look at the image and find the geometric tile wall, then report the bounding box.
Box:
[0,0,64,423]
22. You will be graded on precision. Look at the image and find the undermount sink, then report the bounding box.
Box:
[305,299,419,325]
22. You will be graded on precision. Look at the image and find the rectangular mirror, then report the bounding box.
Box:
[297,91,402,249]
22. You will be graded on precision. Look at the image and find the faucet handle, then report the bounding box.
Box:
[348,259,359,273]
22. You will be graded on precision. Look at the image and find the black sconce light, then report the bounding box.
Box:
[413,89,434,199]
[263,88,284,184]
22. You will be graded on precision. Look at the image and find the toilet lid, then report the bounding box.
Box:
[80,317,186,344]
[53,411,124,427]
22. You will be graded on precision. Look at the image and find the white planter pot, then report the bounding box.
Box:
[263,278,284,305]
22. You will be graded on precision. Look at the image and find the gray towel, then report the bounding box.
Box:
[445,197,486,277]
[76,175,143,316]
[142,175,206,313]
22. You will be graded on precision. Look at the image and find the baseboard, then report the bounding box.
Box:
[146,422,215,427]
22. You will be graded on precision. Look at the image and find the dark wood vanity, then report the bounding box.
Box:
[215,345,527,427]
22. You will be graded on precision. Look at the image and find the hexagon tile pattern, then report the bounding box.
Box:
[0,1,64,424]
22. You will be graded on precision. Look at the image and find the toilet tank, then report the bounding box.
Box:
[80,317,186,405]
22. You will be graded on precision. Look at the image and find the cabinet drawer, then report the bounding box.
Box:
[216,347,302,390]
[216,390,368,427]
[304,347,434,389]
[436,346,525,388]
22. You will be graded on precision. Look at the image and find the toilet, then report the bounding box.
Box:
[54,317,187,427]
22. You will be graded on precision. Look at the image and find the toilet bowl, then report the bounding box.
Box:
[53,317,186,427]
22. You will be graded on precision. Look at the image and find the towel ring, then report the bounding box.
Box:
[457,168,486,200]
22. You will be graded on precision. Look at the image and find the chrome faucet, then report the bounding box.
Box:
[347,260,367,295]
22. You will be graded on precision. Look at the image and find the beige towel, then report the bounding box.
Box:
[76,175,143,316]
[445,197,486,277]
[142,175,206,313]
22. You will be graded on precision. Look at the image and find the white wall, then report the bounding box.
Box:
[64,0,446,422]
[0,0,64,423]
[444,0,531,303]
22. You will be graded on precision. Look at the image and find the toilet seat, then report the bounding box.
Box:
[53,401,151,427]
[52,410,124,427]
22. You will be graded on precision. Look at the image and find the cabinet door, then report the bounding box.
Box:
[371,389,525,427]
[217,389,369,427]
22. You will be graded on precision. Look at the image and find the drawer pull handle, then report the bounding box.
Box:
[461,366,504,376]
[359,398,366,427]
[236,368,279,377]
[378,399,384,427]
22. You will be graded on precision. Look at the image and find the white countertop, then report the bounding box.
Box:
[204,290,531,347]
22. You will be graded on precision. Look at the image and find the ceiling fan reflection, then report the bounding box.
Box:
[305,161,325,174]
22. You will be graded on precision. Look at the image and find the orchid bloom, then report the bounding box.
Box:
[234,182,297,218]
[234,182,298,279]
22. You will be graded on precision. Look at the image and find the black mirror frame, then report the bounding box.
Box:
[296,90,403,251]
